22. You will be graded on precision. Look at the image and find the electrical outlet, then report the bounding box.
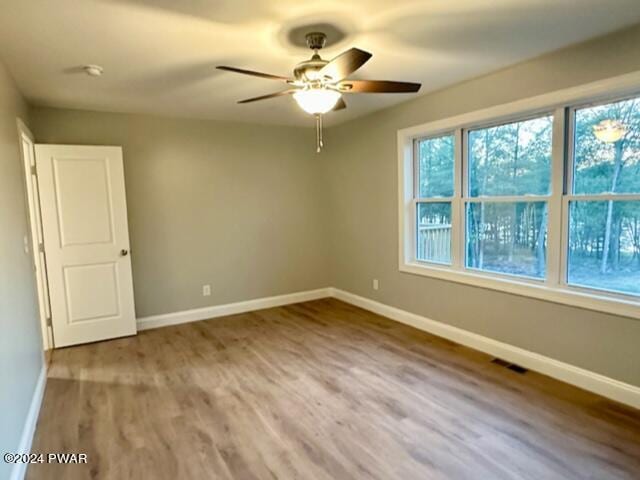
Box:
[372,279,379,291]
[202,284,211,296]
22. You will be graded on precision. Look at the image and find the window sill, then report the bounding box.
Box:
[399,261,640,320]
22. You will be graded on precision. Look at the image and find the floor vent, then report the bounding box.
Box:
[507,364,528,374]
[491,358,528,374]
[491,358,511,367]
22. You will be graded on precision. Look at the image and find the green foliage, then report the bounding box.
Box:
[569,201,640,295]
[574,98,640,195]
[467,201,547,278]
[570,98,640,293]
[417,100,640,294]
[418,135,454,198]
[468,116,552,197]
[465,116,552,278]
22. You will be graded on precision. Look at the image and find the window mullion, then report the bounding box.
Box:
[450,128,463,269]
[546,107,566,287]
[559,106,577,288]
[458,128,468,270]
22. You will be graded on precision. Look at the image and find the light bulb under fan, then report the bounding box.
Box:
[293,88,342,115]
[217,32,421,152]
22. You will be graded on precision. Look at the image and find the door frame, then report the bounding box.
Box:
[17,118,54,351]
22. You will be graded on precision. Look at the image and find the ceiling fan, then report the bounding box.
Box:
[217,32,421,152]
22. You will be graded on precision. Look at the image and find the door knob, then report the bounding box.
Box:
[120,249,129,256]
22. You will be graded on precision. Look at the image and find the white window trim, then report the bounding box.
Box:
[398,71,640,320]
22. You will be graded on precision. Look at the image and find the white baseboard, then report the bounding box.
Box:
[10,364,47,480]
[137,288,332,331]
[134,285,639,409]
[331,288,640,410]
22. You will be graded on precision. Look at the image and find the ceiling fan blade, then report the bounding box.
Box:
[338,80,421,93]
[237,90,295,104]
[217,66,290,81]
[333,97,347,111]
[319,48,372,82]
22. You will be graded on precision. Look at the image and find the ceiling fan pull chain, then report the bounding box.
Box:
[320,114,324,149]
[315,114,321,153]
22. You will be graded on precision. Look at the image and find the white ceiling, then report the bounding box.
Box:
[1,0,639,127]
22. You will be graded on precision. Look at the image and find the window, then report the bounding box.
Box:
[415,135,454,264]
[399,79,640,319]
[567,97,640,296]
[466,116,553,278]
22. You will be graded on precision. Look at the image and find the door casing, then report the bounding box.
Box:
[17,119,52,350]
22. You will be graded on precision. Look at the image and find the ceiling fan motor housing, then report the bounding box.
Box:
[305,32,327,51]
[290,32,331,82]
[294,57,329,82]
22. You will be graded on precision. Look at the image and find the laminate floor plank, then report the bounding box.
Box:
[27,299,640,479]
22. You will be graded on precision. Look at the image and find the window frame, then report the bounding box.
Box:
[398,72,640,320]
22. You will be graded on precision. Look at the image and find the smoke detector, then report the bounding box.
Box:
[83,65,103,77]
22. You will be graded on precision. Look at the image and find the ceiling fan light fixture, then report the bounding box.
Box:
[293,88,341,115]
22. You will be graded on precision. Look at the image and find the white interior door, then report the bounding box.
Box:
[35,145,136,347]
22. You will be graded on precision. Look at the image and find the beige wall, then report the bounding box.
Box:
[27,25,640,388]
[30,110,329,317]
[323,25,640,386]
[0,61,42,479]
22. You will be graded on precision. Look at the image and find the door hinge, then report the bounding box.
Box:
[38,243,45,253]
[46,316,52,326]
[30,165,37,176]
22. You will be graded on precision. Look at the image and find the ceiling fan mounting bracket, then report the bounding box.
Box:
[305,32,327,51]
